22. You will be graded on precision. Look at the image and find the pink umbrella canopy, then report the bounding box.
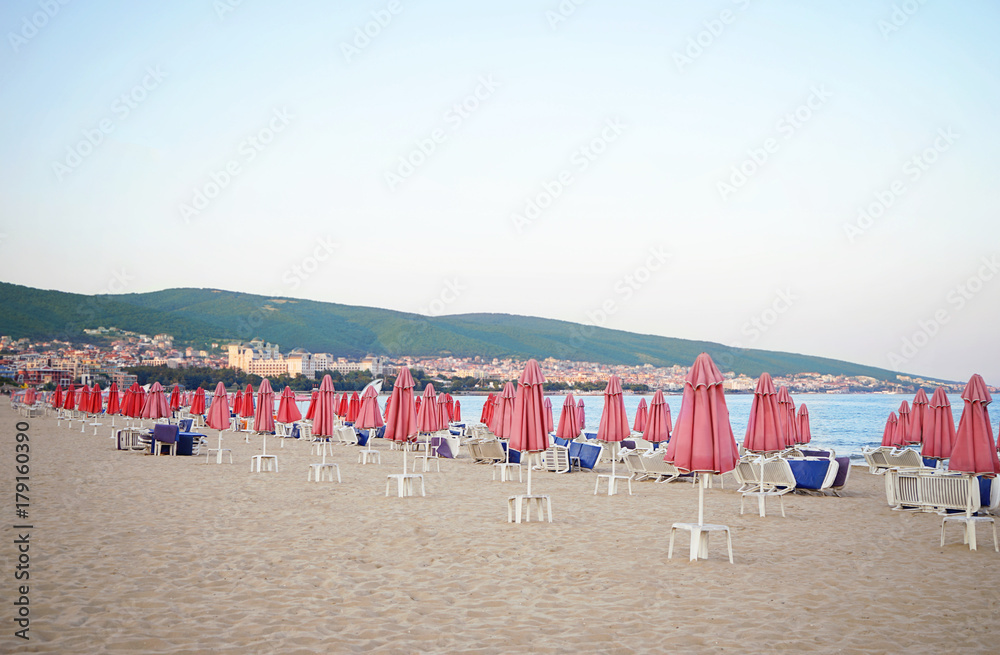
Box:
[89,383,103,415]
[141,382,171,420]
[556,393,581,440]
[106,382,120,416]
[435,393,448,430]
[205,382,231,431]
[948,374,1000,476]
[488,394,500,428]
[665,353,739,529]
[24,388,37,405]
[907,388,929,445]
[239,384,255,418]
[276,386,302,424]
[922,387,957,460]
[169,385,182,412]
[338,393,351,418]
[348,391,361,423]
[480,392,495,423]
[510,360,549,454]
[305,390,319,420]
[51,384,63,408]
[384,367,418,443]
[445,393,455,422]
[490,381,517,439]
[453,400,461,423]
[76,385,90,411]
[414,396,422,415]
[643,390,671,444]
[118,384,133,416]
[743,372,785,453]
[190,387,206,415]
[134,386,147,416]
[896,401,912,446]
[633,397,648,433]
[543,397,554,434]
[253,379,275,433]
[356,386,384,429]
[797,403,812,444]
[312,375,338,437]
[776,386,798,447]
[577,398,586,430]
[881,412,899,448]
[597,375,630,444]
[416,383,439,432]
[62,384,76,410]
[664,353,739,475]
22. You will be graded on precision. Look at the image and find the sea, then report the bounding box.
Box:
[296,392,975,460]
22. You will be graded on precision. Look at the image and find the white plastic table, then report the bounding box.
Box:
[386,473,425,497]
[507,494,552,523]
[668,522,733,563]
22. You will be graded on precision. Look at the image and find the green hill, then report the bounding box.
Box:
[0,281,909,381]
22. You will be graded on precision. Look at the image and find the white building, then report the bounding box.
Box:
[228,339,287,376]
[285,349,315,379]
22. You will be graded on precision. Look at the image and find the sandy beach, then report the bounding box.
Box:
[3,403,998,654]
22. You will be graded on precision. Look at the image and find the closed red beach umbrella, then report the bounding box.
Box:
[190,387,206,416]
[356,386,384,429]
[881,412,899,448]
[922,388,956,460]
[276,386,302,424]
[643,390,671,444]
[743,373,784,454]
[664,353,739,527]
[633,397,648,433]
[106,383,120,416]
[253,379,275,433]
[948,374,1000,476]
[312,375,338,437]
[169,385,182,412]
[557,393,581,441]
[797,404,811,444]
[206,382,231,431]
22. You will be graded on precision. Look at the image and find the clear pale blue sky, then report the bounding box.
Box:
[1,1,998,384]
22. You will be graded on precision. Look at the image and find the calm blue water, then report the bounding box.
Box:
[290,392,979,459]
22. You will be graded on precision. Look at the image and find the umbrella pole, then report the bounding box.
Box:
[262,434,267,457]
[216,431,224,464]
[403,442,408,475]
[698,473,706,526]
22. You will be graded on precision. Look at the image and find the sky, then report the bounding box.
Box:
[1,1,998,384]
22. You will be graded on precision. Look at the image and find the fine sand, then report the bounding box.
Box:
[3,403,998,654]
